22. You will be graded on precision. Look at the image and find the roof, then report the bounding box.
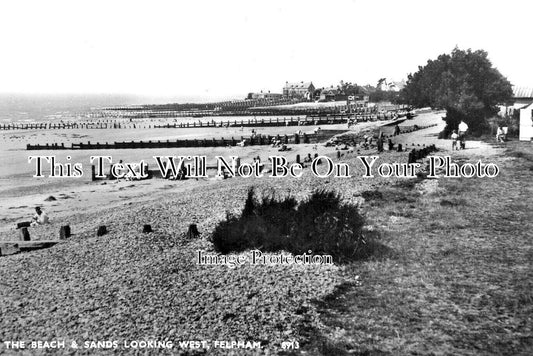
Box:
[521,102,533,110]
[284,81,314,89]
[321,87,340,94]
[513,86,533,98]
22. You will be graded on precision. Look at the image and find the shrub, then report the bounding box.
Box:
[211,188,372,262]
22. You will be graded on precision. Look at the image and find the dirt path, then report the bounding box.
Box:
[390,112,505,158]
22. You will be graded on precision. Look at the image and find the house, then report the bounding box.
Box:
[519,102,533,141]
[513,86,533,109]
[319,87,339,101]
[499,86,533,117]
[283,81,315,100]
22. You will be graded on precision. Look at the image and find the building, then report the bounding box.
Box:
[519,102,533,141]
[318,85,370,103]
[499,86,533,117]
[319,87,339,101]
[283,81,315,100]
[246,91,283,100]
[513,86,533,109]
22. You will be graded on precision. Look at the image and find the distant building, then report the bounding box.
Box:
[283,81,315,100]
[318,85,369,103]
[319,87,339,101]
[247,91,283,100]
[348,94,370,105]
[519,102,533,141]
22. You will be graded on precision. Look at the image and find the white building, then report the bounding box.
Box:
[519,102,533,141]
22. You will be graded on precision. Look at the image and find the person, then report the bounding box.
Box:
[377,136,384,153]
[31,207,49,226]
[496,127,504,142]
[451,130,459,150]
[394,124,401,136]
[502,127,508,141]
[458,120,469,134]
[458,120,468,149]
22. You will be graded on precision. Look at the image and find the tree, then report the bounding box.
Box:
[399,48,513,135]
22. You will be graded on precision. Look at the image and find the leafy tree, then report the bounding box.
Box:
[399,48,513,135]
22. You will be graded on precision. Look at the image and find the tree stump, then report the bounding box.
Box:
[20,227,30,241]
[97,226,107,236]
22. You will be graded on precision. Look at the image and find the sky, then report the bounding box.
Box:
[0,0,531,101]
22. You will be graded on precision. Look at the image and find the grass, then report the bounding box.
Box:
[301,141,533,355]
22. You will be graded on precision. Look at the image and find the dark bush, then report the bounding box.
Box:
[211,188,372,262]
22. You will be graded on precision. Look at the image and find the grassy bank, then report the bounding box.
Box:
[302,141,533,355]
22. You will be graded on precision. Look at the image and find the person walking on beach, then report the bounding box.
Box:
[458,120,468,149]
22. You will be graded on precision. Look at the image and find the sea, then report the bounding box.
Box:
[0,93,234,123]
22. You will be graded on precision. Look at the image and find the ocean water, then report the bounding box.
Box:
[0,93,238,123]
[0,94,156,123]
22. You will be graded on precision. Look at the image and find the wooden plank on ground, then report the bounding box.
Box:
[0,240,60,255]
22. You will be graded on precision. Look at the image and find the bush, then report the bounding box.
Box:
[211,188,371,262]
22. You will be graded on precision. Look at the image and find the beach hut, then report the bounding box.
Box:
[519,102,533,141]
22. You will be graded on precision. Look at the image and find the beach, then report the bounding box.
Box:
[2,110,531,355]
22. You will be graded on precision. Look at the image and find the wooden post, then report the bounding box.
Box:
[97,226,107,236]
[20,227,30,241]
[188,224,200,239]
[143,224,153,233]
[59,225,71,239]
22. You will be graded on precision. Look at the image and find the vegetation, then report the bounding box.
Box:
[211,188,374,263]
[400,48,513,135]
[302,142,533,355]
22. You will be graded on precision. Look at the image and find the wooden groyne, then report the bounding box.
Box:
[153,116,347,129]
[1,113,386,131]
[26,133,320,150]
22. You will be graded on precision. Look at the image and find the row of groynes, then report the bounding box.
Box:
[27,133,319,150]
[25,124,438,151]
[1,114,386,131]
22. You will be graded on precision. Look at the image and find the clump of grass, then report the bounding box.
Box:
[211,187,374,263]
[506,149,533,162]
[439,198,468,207]
[360,190,383,201]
